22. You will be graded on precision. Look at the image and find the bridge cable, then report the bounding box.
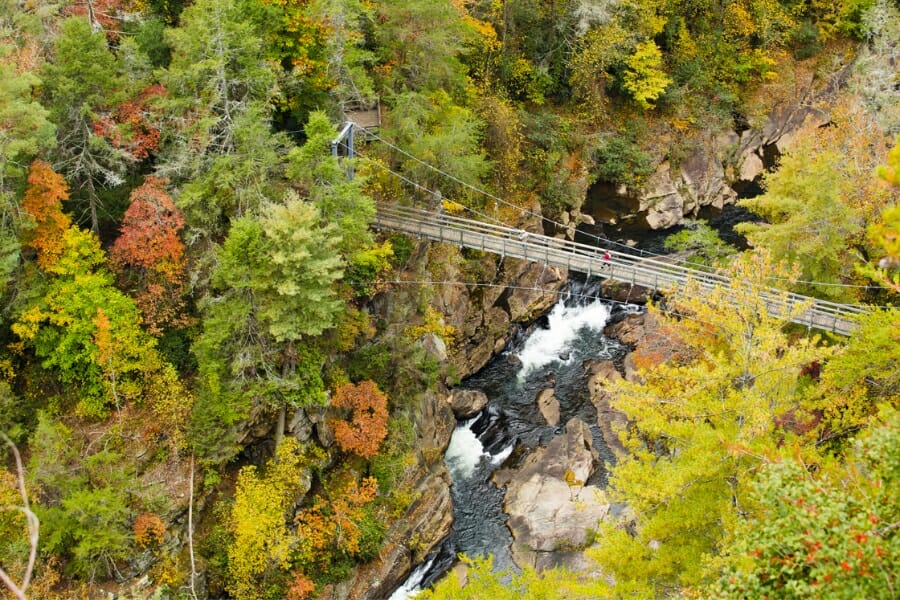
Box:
[357,127,884,292]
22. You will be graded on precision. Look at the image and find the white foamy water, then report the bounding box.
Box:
[516,298,611,377]
[443,420,485,480]
[491,443,514,465]
[388,554,435,600]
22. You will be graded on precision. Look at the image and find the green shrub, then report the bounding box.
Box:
[791,20,822,59]
[388,233,414,267]
[591,135,654,188]
[663,220,735,268]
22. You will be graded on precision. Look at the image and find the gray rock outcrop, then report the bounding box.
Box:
[638,151,737,230]
[448,388,489,419]
[586,360,627,458]
[599,93,839,230]
[639,161,683,230]
[535,387,561,427]
[493,418,611,572]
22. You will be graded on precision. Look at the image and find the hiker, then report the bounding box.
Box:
[602,250,612,269]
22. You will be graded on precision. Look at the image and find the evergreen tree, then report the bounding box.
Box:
[159,0,290,238]
[286,111,375,258]
[41,18,132,232]
[191,194,343,462]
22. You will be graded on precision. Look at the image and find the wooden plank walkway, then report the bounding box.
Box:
[374,204,869,336]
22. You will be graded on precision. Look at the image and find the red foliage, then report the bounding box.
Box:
[110,177,189,335]
[800,360,822,382]
[65,0,137,39]
[92,85,166,161]
[22,160,72,269]
[330,380,389,459]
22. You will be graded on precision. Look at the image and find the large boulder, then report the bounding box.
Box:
[448,389,489,419]
[599,278,654,304]
[639,161,683,230]
[763,103,831,154]
[637,151,738,231]
[604,311,657,346]
[586,360,627,458]
[535,387,561,427]
[420,332,448,363]
[737,147,765,183]
[434,281,471,335]
[493,418,611,571]
[507,262,567,322]
[678,149,737,212]
[458,305,512,376]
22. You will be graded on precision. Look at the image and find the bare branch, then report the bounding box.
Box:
[0,433,39,600]
[188,454,198,600]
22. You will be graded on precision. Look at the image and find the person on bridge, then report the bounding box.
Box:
[602,251,612,269]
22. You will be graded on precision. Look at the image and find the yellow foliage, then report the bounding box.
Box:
[591,249,835,593]
[404,306,457,346]
[227,438,319,600]
[441,199,466,214]
[146,364,194,453]
[563,467,583,488]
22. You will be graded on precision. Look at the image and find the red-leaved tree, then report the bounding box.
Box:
[110,176,190,335]
[65,0,137,38]
[330,380,389,459]
[92,85,165,161]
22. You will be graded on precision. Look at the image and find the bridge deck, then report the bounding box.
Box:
[374,204,867,336]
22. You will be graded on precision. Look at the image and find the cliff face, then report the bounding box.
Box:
[608,86,843,231]
[422,245,569,379]
[307,239,570,599]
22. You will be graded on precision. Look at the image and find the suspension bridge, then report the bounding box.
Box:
[373,203,869,336]
[333,123,875,337]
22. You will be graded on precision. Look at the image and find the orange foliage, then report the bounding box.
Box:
[92,85,165,161]
[631,321,693,371]
[285,571,315,600]
[111,177,183,276]
[110,176,190,335]
[21,160,72,270]
[295,475,378,565]
[330,380,389,459]
[134,512,166,548]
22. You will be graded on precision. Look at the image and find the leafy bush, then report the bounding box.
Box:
[369,416,417,513]
[388,233,414,267]
[663,220,735,268]
[591,134,654,188]
[345,339,441,404]
[29,418,136,580]
[791,20,823,59]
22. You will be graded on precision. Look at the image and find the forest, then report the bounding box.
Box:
[0,0,898,598]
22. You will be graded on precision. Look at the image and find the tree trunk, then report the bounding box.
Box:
[274,404,286,448]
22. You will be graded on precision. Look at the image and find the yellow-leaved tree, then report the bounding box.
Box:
[227,438,322,600]
[587,250,833,596]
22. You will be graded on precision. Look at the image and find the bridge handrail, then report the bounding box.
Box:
[374,204,871,327]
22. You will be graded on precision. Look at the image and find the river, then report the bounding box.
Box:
[390,277,640,598]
